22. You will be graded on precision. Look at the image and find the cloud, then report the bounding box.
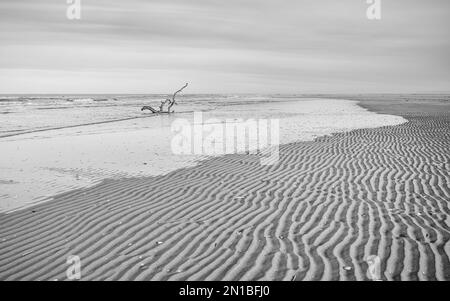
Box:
[0,0,449,93]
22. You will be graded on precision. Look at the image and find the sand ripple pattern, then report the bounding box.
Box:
[0,112,449,280]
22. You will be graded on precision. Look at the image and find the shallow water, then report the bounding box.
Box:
[0,95,406,212]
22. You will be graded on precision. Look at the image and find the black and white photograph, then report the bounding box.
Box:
[0,0,449,285]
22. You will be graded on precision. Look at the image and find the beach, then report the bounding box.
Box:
[0,95,449,280]
[0,96,404,212]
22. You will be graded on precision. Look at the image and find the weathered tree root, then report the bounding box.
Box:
[141,83,188,114]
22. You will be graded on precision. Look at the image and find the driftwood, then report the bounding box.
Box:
[140,106,158,113]
[141,83,188,114]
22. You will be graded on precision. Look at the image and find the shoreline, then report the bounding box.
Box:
[0,96,449,280]
[0,98,405,213]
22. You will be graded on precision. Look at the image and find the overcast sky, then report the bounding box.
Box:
[0,0,449,94]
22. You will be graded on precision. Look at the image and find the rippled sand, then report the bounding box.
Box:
[0,95,449,281]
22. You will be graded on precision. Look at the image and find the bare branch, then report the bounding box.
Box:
[141,106,158,113]
[172,83,189,103]
[167,83,188,113]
